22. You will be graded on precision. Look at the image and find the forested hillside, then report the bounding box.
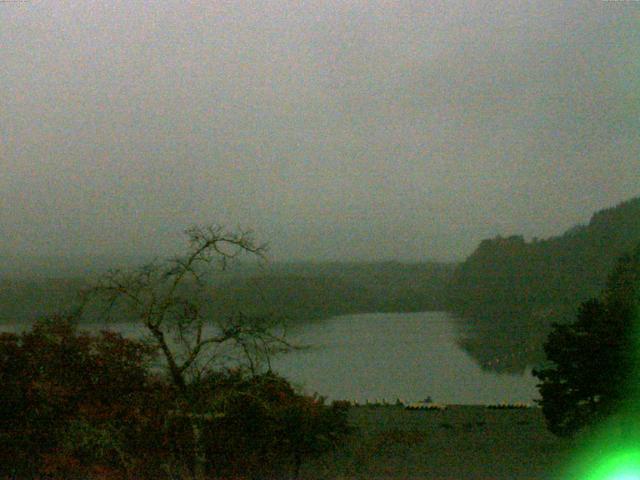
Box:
[0,261,454,325]
[207,261,454,324]
[448,196,640,373]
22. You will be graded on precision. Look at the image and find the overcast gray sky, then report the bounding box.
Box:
[1,1,638,262]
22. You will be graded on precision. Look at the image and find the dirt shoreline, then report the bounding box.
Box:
[301,404,576,480]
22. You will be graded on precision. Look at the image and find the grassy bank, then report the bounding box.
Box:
[301,404,577,479]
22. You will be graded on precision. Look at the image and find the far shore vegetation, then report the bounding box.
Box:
[0,260,454,326]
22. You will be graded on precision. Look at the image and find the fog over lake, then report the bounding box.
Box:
[2,311,537,405]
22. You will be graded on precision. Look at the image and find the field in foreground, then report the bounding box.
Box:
[300,405,577,480]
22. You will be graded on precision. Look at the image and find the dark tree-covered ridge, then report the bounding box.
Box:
[448,196,640,372]
[0,261,455,326]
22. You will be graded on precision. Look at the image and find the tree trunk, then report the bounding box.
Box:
[293,451,302,479]
[147,323,187,393]
[192,418,207,480]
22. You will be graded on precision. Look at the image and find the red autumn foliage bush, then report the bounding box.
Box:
[0,317,169,479]
[0,318,352,479]
[193,370,352,479]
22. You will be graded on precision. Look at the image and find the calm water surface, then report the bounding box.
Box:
[4,311,538,405]
[271,312,538,405]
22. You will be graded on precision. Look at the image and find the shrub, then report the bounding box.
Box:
[0,316,167,479]
[0,318,352,479]
[192,370,353,479]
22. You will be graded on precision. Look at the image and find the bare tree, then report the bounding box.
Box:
[80,225,293,479]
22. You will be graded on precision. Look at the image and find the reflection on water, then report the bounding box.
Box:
[270,312,539,405]
[1,312,539,405]
[450,309,555,374]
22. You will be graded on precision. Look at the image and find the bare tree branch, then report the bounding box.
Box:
[80,224,286,398]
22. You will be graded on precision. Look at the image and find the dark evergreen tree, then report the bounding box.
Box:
[533,244,640,436]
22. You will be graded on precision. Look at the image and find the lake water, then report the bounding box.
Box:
[271,312,539,405]
[2,311,539,405]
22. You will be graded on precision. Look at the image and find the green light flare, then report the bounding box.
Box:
[584,451,640,480]
[609,473,640,480]
[558,394,640,479]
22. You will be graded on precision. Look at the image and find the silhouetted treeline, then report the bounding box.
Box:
[207,261,454,325]
[0,261,455,325]
[0,277,87,324]
[448,196,640,373]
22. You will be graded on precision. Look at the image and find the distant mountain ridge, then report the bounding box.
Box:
[448,196,640,373]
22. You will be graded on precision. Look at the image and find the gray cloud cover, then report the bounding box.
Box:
[1,1,638,262]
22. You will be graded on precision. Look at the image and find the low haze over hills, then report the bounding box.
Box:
[1,195,639,376]
[1,197,639,340]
